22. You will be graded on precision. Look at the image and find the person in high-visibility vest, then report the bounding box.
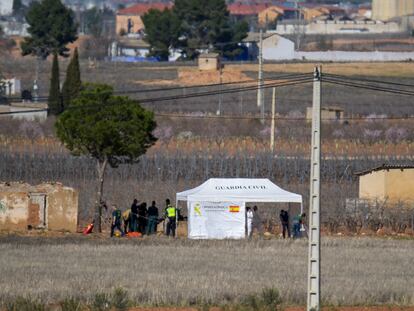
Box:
[165,198,177,237]
[122,209,131,234]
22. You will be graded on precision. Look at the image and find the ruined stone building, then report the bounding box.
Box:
[356,164,414,204]
[0,182,78,232]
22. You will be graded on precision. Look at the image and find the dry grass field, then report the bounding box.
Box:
[0,236,413,307]
[226,62,414,78]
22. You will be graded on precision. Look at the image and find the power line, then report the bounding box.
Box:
[4,72,312,103]
[139,78,312,105]
[3,74,414,117]
[324,73,414,89]
[154,113,414,121]
[0,77,312,116]
[323,77,414,97]
[2,107,414,121]
[0,109,47,116]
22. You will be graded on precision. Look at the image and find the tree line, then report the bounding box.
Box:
[142,0,249,61]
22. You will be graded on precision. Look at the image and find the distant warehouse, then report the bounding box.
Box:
[0,182,78,232]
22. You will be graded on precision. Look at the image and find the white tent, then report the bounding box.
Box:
[176,178,302,239]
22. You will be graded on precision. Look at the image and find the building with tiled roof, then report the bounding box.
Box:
[116,2,173,35]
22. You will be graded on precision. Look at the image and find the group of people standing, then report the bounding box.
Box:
[279,209,307,239]
[246,207,306,238]
[110,198,178,237]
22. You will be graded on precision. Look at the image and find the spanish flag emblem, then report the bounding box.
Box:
[229,206,240,213]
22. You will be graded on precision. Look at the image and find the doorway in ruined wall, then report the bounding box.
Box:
[29,193,47,229]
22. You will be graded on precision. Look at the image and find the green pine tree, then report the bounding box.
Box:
[21,0,77,59]
[48,52,62,115]
[62,47,81,110]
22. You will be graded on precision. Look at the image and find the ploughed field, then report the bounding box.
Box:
[0,236,413,306]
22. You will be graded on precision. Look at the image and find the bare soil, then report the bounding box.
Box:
[136,68,252,86]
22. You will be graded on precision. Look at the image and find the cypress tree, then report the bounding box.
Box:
[48,52,62,115]
[12,0,23,14]
[62,47,81,110]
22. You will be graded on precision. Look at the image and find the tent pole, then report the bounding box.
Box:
[175,199,178,239]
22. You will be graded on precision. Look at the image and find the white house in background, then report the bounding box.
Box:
[111,38,150,57]
[0,0,13,15]
[110,38,182,61]
[1,78,21,96]
[242,32,295,61]
[0,19,29,36]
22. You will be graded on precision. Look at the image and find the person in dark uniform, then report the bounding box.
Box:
[137,202,148,234]
[146,201,159,235]
[130,199,139,232]
[279,209,290,239]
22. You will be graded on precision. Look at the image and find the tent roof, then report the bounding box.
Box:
[176,178,302,203]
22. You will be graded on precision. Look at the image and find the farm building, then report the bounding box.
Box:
[355,164,414,204]
[258,6,282,27]
[116,2,172,35]
[1,78,21,96]
[198,53,220,71]
[111,38,150,57]
[306,106,344,122]
[242,32,295,61]
[0,182,79,232]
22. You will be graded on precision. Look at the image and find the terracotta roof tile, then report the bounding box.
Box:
[118,2,173,15]
[228,3,271,15]
[355,164,414,176]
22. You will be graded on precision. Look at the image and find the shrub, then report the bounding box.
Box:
[241,287,282,311]
[61,297,82,311]
[242,293,261,311]
[92,293,110,311]
[261,287,282,308]
[111,287,129,310]
[5,297,45,311]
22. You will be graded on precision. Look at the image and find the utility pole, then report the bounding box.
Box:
[307,66,321,311]
[270,87,276,152]
[294,0,303,50]
[33,54,40,103]
[257,29,264,123]
[217,64,223,115]
[239,90,243,114]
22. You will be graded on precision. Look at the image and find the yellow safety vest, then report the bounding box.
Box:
[166,205,176,218]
